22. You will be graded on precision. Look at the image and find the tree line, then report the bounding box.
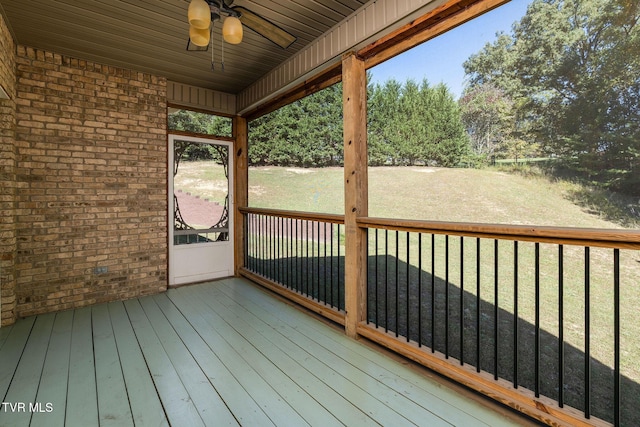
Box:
[249,78,470,168]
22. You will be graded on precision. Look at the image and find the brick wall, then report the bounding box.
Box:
[14,46,168,318]
[0,13,16,325]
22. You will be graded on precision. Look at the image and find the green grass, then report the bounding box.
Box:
[249,165,639,228]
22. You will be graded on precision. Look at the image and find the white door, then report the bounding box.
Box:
[168,135,233,286]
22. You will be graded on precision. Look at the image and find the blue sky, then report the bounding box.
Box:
[369,0,531,99]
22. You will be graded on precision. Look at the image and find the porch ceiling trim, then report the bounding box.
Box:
[240,0,504,120]
[237,0,450,115]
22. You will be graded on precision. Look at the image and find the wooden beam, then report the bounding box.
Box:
[342,52,368,339]
[233,115,248,276]
[243,62,342,121]
[359,0,509,70]
[358,216,640,250]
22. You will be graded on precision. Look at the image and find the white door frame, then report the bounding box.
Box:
[168,134,234,286]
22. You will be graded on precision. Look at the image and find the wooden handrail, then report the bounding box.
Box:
[239,206,345,224]
[358,216,640,250]
[239,207,639,248]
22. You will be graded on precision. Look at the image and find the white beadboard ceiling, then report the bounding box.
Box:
[0,0,367,95]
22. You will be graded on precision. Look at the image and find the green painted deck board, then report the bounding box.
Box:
[0,278,526,427]
[92,304,134,426]
[151,293,276,427]
[220,279,513,426]
[107,301,169,427]
[2,313,55,427]
[30,310,73,427]
[123,298,206,427]
[169,287,349,427]
[0,324,14,351]
[167,289,310,427]
[137,295,238,427]
[65,306,99,427]
[204,282,451,427]
[217,278,517,427]
[0,317,35,402]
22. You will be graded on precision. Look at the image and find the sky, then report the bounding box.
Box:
[368,0,532,100]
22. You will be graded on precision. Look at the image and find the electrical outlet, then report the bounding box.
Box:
[93,266,108,275]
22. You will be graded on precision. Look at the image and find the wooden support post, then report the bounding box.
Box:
[342,52,368,339]
[233,115,248,276]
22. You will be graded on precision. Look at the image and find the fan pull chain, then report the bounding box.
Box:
[221,36,225,72]
[210,24,215,71]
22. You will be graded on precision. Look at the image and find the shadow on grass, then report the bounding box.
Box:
[562,184,640,228]
[247,253,639,426]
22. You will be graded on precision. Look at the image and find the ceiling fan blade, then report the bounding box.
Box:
[233,6,296,49]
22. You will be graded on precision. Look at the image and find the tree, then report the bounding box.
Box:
[368,79,403,165]
[368,78,469,167]
[249,77,469,168]
[249,84,343,167]
[464,0,640,194]
[459,83,515,159]
[168,109,232,160]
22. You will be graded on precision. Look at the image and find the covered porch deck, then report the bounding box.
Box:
[0,278,527,426]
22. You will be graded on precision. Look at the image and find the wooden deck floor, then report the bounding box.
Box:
[0,278,526,426]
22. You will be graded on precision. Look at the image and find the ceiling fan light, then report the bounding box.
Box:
[188,0,211,30]
[189,24,210,47]
[222,16,243,44]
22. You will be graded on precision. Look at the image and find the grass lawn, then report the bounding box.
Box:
[178,162,640,424]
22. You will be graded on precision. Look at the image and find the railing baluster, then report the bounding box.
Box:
[366,228,371,324]
[323,221,328,304]
[476,237,481,373]
[614,248,620,426]
[375,228,379,326]
[312,221,316,300]
[406,231,410,342]
[418,233,422,348]
[558,244,564,407]
[243,214,248,267]
[270,215,275,280]
[514,240,518,388]
[431,233,435,353]
[445,235,450,359]
[330,222,334,308]
[277,216,281,283]
[395,230,399,338]
[337,224,342,311]
[280,216,284,286]
[385,229,389,333]
[585,246,591,418]
[535,242,540,397]
[288,217,293,289]
[460,236,464,365]
[494,239,499,380]
[295,218,299,292]
[254,214,258,273]
[261,214,266,276]
[317,221,321,301]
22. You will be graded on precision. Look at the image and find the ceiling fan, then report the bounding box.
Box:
[186,0,297,49]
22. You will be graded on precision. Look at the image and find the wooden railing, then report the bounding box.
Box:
[358,217,640,427]
[239,207,346,325]
[239,206,640,426]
